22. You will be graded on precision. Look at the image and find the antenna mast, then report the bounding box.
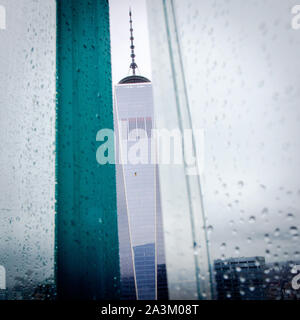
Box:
[129,8,138,75]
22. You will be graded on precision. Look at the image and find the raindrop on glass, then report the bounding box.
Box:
[220,243,227,250]
[289,226,298,236]
[274,228,280,237]
[287,213,294,221]
[248,216,256,223]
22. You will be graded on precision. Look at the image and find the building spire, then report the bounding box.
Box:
[129,8,138,75]
[118,8,150,84]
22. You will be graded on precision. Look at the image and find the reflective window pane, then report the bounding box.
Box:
[0,0,56,299]
[147,0,300,300]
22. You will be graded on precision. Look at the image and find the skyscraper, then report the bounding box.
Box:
[113,9,168,300]
[214,257,266,300]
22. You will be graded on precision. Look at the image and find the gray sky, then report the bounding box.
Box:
[109,0,152,85]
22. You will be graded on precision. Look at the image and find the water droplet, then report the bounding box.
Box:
[289,226,298,236]
[255,259,261,267]
[220,243,227,250]
[287,213,294,221]
[248,216,256,223]
[261,207,269,218]
[293,234,299,241]
[274,228,280,237]
[237,181,244,188]
[264,233,271,243]
[207,225,214,234]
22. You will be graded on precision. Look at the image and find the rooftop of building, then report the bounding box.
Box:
[119,75,151,84]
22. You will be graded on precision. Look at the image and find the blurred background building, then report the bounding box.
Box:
[214,257,266,300]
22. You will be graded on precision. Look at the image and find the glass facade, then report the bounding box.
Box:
[133,243,156,300]
[214,257,266,300]
[114,82,168,300]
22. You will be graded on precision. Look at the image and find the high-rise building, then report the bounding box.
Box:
[214,257,266,300]
[113,9,168,300]
[0,289,6,300]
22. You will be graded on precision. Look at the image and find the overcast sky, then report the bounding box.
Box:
[109,0,152,85]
